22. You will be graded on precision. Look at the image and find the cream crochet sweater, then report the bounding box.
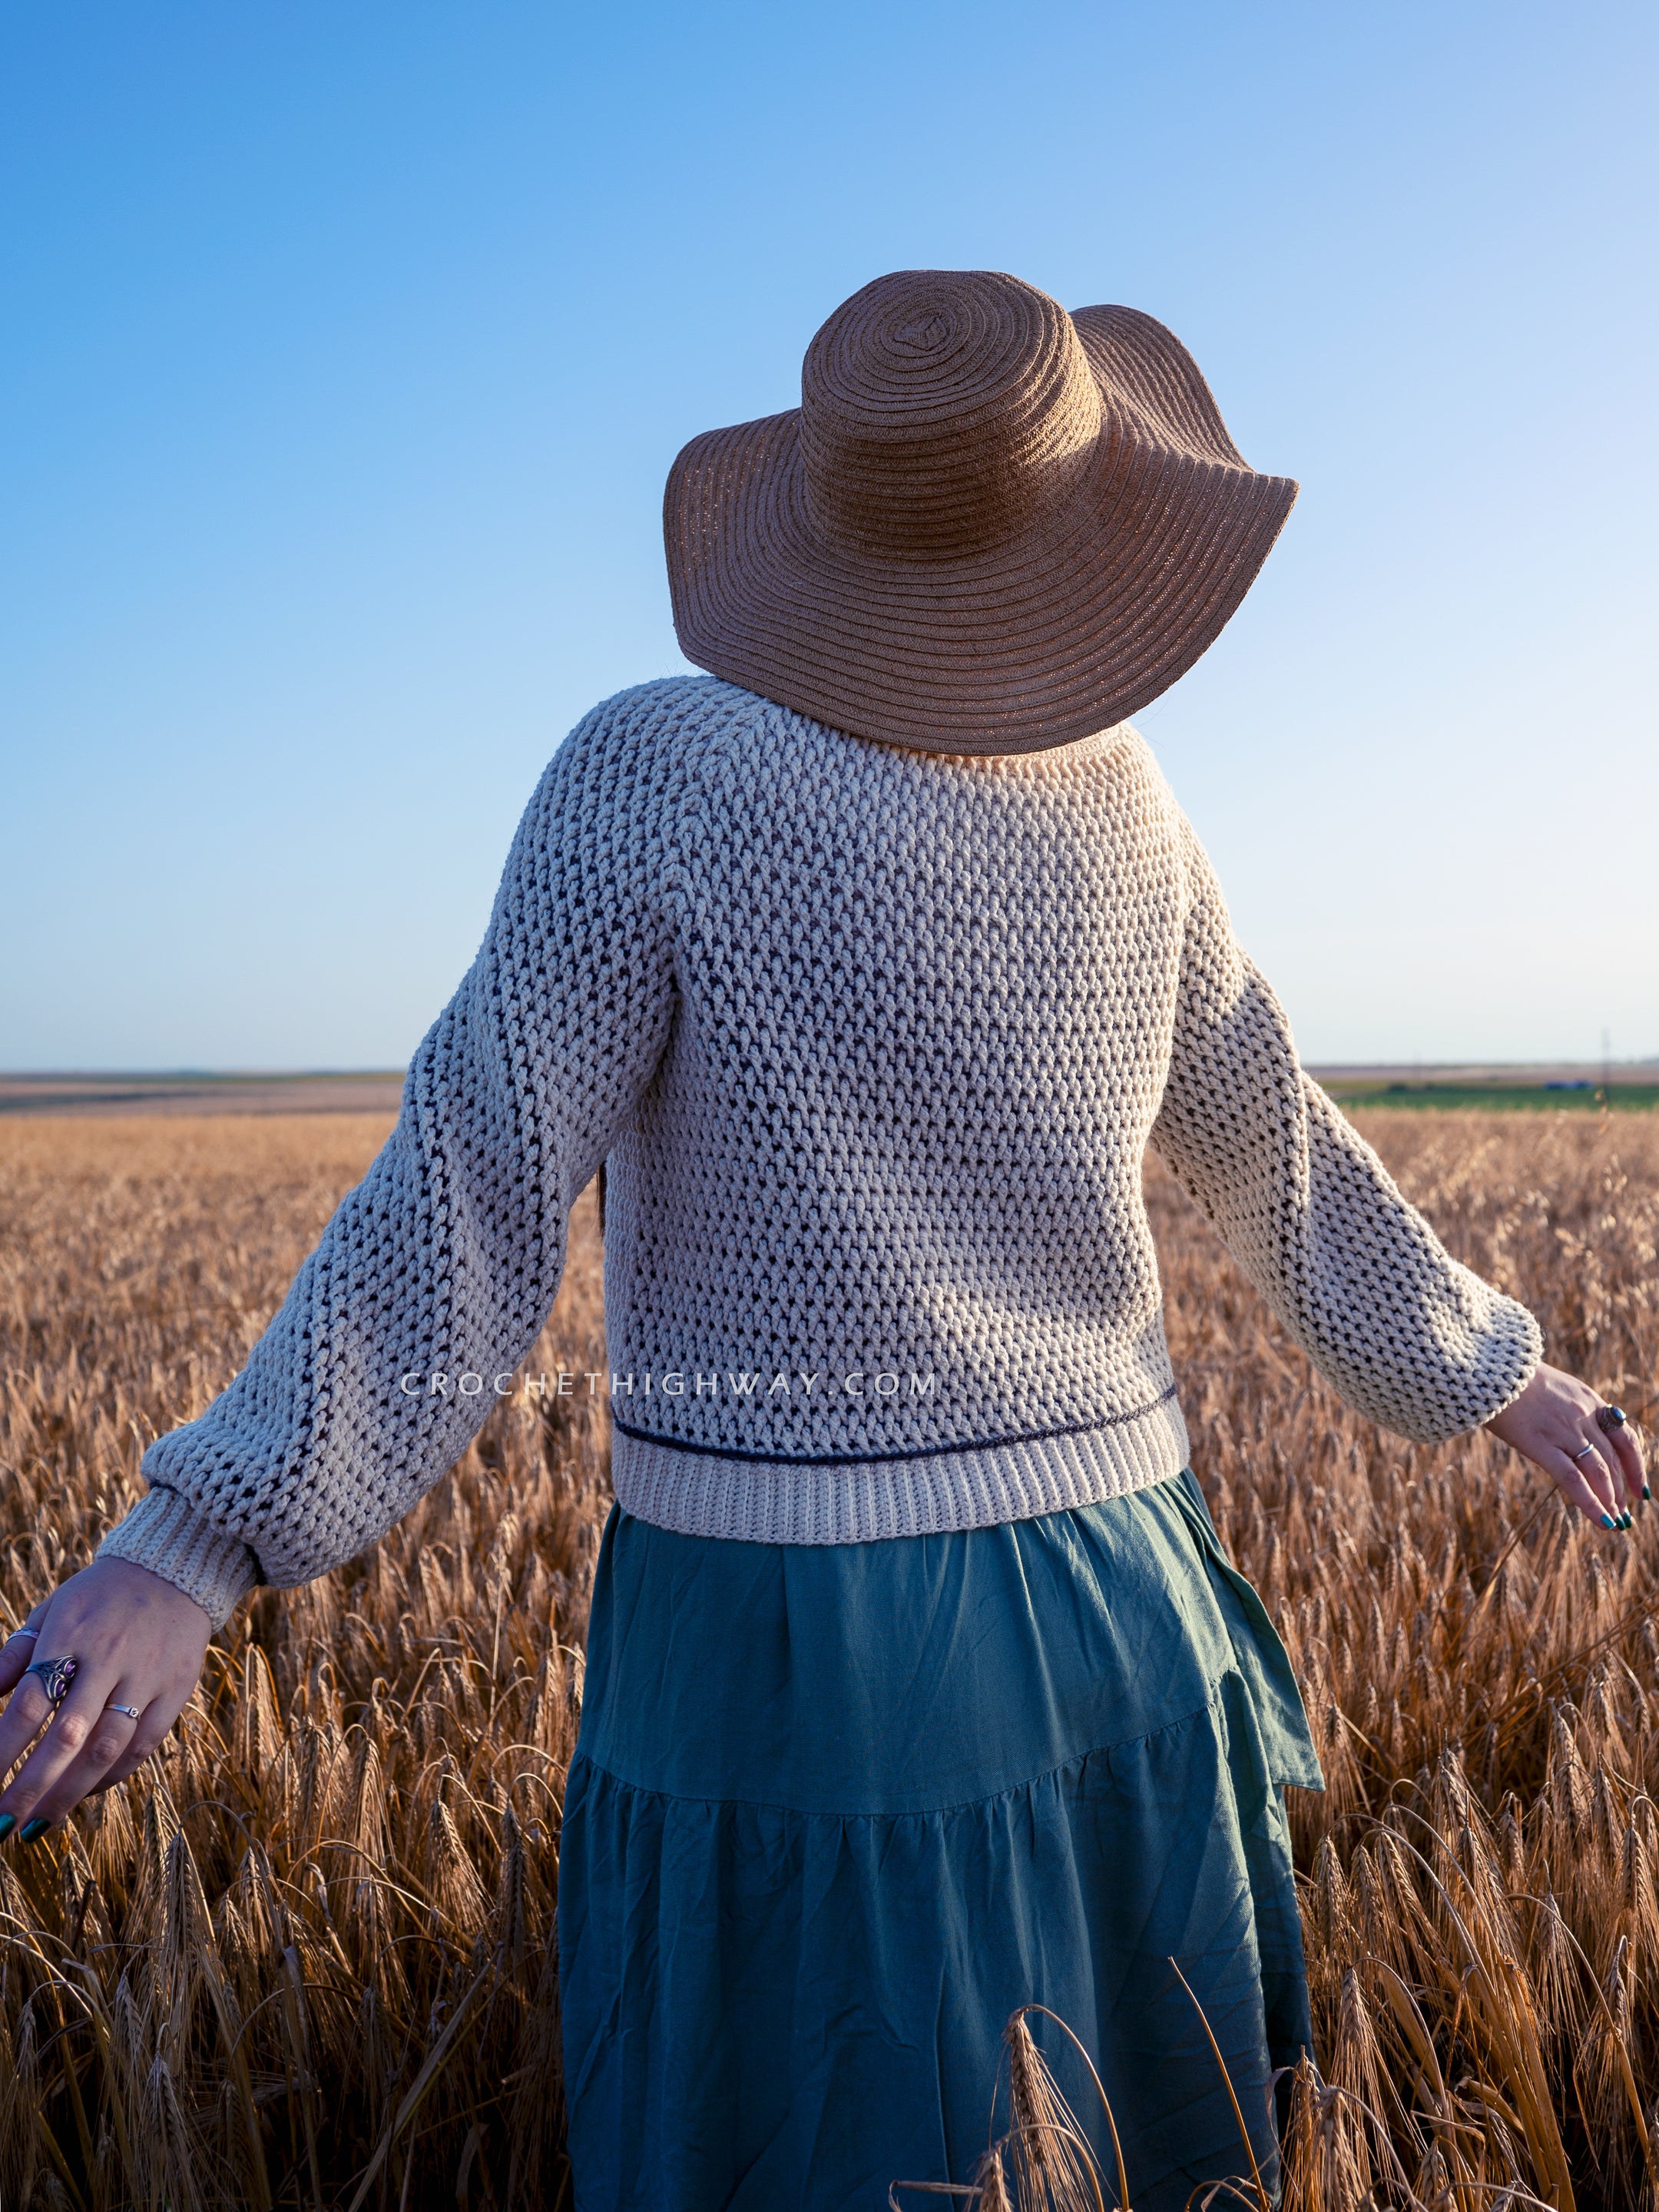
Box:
[100,677,1543,1626]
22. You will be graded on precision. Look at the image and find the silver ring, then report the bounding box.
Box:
[7,1626,38,1642]
[1571,1442,1598,1463]
[105,1702,141,1720]
[23,1655,78,1704]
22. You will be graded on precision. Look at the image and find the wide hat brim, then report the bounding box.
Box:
[664,303,1296,756]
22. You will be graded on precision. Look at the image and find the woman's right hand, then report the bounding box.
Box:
[0,1556,212,1842]
[1486,1362,1648,1528]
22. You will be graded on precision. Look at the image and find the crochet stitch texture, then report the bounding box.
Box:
[100,677,1543,1626]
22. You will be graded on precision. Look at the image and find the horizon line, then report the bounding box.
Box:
[4,1059,1658,1081]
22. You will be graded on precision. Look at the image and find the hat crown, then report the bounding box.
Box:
[799,270,1103,562]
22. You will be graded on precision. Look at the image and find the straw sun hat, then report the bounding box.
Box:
[664,268,1296,755]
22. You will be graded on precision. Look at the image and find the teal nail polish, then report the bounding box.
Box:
[1601,1513,1617,1528]
[1623,1512,1634,1529]
[18,1818,48,1844]
[0,1815,14,1841]
[1644,1484,1651,1501]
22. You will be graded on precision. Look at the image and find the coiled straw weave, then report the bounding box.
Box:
[665,268,1296,754]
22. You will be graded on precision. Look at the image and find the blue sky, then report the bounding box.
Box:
[3,2,1654,1070]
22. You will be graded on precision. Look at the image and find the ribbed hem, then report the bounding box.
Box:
[611,1393,1193,1545]
[97,1486,263,1631]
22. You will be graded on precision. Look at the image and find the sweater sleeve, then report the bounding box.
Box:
[1147,812,1542,1442]
[98,694,680,1628]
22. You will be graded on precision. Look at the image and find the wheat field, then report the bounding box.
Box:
[1,1108,1655,2211]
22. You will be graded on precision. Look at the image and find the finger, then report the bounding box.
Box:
[0,1598,50,1694]
[22,1691,144,1827]
[1598,1428,1637,1511]
[0,1621,44,1697]
[83,1706,174,1796]
[1575,1442,1637,1512]
[0,1667,120,1827]
[1567,1436,1622,1517]
[1605,1423,1648,1505]
[1547,1445,1626,1529]
[0,1671,56,1780]
[0,1596,68,1763]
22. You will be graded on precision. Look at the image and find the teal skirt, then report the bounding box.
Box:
[558,1469,1323,2211]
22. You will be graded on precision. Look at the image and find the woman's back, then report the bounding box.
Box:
[604,675,1186,1533]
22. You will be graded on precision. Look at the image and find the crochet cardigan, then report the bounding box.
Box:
[99,677,1544,1627]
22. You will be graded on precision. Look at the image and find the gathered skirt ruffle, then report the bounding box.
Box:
[558,1469,1323,2212]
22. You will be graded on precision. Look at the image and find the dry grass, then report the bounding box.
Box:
[1,1107,1656,2210]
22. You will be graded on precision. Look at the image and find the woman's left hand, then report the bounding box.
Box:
[1486,1362,1648,1528]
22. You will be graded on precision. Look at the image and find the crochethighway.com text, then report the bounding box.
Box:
[399,1368,939,1402]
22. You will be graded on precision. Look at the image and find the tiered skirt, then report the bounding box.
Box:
[558,1468,1323,2210]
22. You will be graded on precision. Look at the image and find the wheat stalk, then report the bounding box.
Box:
[0,1108,1654,2206]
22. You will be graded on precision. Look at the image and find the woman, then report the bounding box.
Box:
[0,270,1646,2210]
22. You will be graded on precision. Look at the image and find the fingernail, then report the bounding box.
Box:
[1601,1513,1617,1528]
[1623,1512,1634,1529]
[1644,1484,1651,1501]
[0,1815,14,1842]
[18,1819,49,1844]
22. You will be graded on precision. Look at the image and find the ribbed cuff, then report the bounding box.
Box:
[1469,1299,1547,1432]
[97,1486,263,1631]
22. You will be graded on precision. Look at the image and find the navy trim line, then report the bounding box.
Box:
[610,1385,1181,1469]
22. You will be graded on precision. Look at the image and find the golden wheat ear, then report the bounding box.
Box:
[888,2005,1118,2210]
[1001,2008,1108,2211]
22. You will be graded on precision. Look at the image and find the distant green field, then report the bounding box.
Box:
[1326,1081,1659,1112]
